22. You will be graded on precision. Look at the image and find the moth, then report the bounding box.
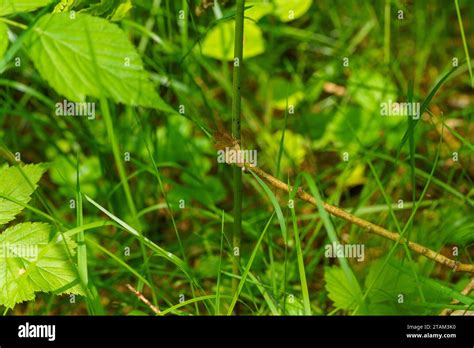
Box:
[214,131,254,172]
[213,131,240,152]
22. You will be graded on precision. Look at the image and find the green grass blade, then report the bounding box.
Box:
[227,212,275,315]
[455,0,474,87]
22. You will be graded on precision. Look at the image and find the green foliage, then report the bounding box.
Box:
[0,222,82,309]
[0,21,8,60]
[274,0,312,22]
[245,1,273,21]
[0,164,83,309]
[49,155,102,197]
[267,77,304,110]
[0,0,53,16]
[83,0,133,21]
[315,70,403,151]
[25,13,172,111]
[0,164,46,226]
[285,295,305,315]
[0,0,472,317]
[324,266,363,312]
[261,129,307,171]
[201,0,313,60]
[202,19,265,61]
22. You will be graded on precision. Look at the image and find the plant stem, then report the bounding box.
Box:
[231,0,245,313]
[383,0,391,64]
[0,18,27,29]
[454,0,474,88]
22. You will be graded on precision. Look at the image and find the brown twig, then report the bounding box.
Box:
[126,284,161,315]
[239,163,474,274]
[440,278,474,315]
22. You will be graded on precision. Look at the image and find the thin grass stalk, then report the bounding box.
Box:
[231,0,245,312]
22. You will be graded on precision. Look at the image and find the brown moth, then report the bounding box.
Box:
[213,131,239,152]
[213,131,247,168]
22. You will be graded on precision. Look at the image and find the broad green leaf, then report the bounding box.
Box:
[201,19,265,61]
[0,22,7,60]
[324,266,363,311]
[0,164,46,226]
[53,0,76,13]
[274,0,312,22]
[25,13,173,111]
[0,0,53,16]
[0,222,83,309]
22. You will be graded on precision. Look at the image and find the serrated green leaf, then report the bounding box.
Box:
[324,266,363,311]
[25,13,173,111]
[0,21,7,60]
[0,0,53,16]
[202,19,265,61]
[0,222,83,309]
[0,164,46,226]
[53,0,76,13]
[274,0,312,22]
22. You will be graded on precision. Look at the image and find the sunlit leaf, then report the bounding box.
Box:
[0,0,53,16]
[0,222,83,309]
[25,13,173,111]
[0,164,46,226]
[274,0,312,22]
[245,0,274,21]
[201,19,265,61]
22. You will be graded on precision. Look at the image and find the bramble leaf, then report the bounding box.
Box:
[0,222,83,309]
[0,164,46,226]
[25,13,173,111]
[0,0,53,16]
